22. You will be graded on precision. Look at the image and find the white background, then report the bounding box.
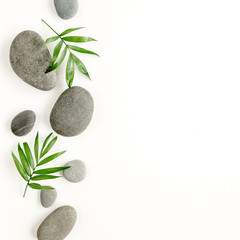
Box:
[0,0,240,239]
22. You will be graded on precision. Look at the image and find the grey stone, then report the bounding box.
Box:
[11,110,36,136]
[63,160,86,183]
[50,86,94,137]
[37,205,77,240]
[54,0,79,20]
[40,189,57,208]
[10,30,57,91]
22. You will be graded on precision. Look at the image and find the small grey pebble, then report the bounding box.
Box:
[54,0,79,20]
[10,30,57,91]
[37,205,77,240]
[63,160,86,183]
[50,86,94,137]
[11,110,36,136]
[40,189,57,208]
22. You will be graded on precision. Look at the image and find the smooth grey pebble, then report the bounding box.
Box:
[11,110,36,136]
[50,86,94,137]
[63,160,86,183]
[40,189,57,208]
[10,30,57,91]
[37,205,77,240]
[54,0,79,19]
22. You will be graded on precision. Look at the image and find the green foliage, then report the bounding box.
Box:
[42,19,99,88]
[11,132,68,197]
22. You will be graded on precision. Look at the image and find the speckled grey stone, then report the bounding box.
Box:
[50,86,94,137]
[40,189,57,208]
[11,110,36,136]
[37,205,77,240]
[54,0,79,20]
[10,31,57,91]
[63,160,86,183]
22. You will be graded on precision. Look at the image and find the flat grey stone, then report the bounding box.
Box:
[11,110,36,136]
[10,30,57,91]
[40,189,57,208]
[50,86,94,137]
[54,0,79,20]
[37,205,77,240]
[63,160,86,183]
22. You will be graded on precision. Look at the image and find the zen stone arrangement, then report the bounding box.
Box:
[9,1,96,239]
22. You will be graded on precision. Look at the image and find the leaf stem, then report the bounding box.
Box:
[41,19,59,37]
[22,163,40,197]
[42,19,72,57]
[23,182,29,198]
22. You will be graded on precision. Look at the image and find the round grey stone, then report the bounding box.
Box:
[63,160,86,183]
[37,205,77,240]
[54,0,79,20]
[10,30,57,91]
[50,86,94,137]
[11,110,36,136]
[40,189,57,208]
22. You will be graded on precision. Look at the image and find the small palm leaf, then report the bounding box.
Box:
[12,152,28,181]
[38,151,66,166]
[40,133,53,153]
[68,45,99,56]
[34,132,39,163]
[40,136,58,159]
[62,36,97,43]
[29,183,54,190]
[47,46,68,72]
[51,41,63,65]
[66,55,75,88]
[34,166,70,175]
[71,53,90,79]
[44,36,59,46]
[18,144,31,176]
[12,131,68,198]
[60,27,85,36]
[31,175,61,181]
[23,142,35,170]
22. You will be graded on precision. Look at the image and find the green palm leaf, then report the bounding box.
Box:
[40,136,58,158]
[12,132,68,198]
[34,166,70,175]
[47,46,67,72]
[60,27,84,36]
[23,142,35,170]
[44,36,59,46]
[12,152,28,181]
[38,151,66,166]
[71,53,90,79]
[31,175,61,181]
[62,36,97,43]
[18,144,31,176]
[68,45,99,56]
[66,55,75,88]
[29,183,54,190]
[34,132,39,163]
[40,133,53,153]
[51,41,63,65]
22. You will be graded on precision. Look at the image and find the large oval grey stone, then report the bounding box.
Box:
[63,160,86,183]
[40,189,57,208]
[54,0,79,20]
[50,86,94,137]
[10,30,57,91]
[37,205,77,240]
[11,110,36,136]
